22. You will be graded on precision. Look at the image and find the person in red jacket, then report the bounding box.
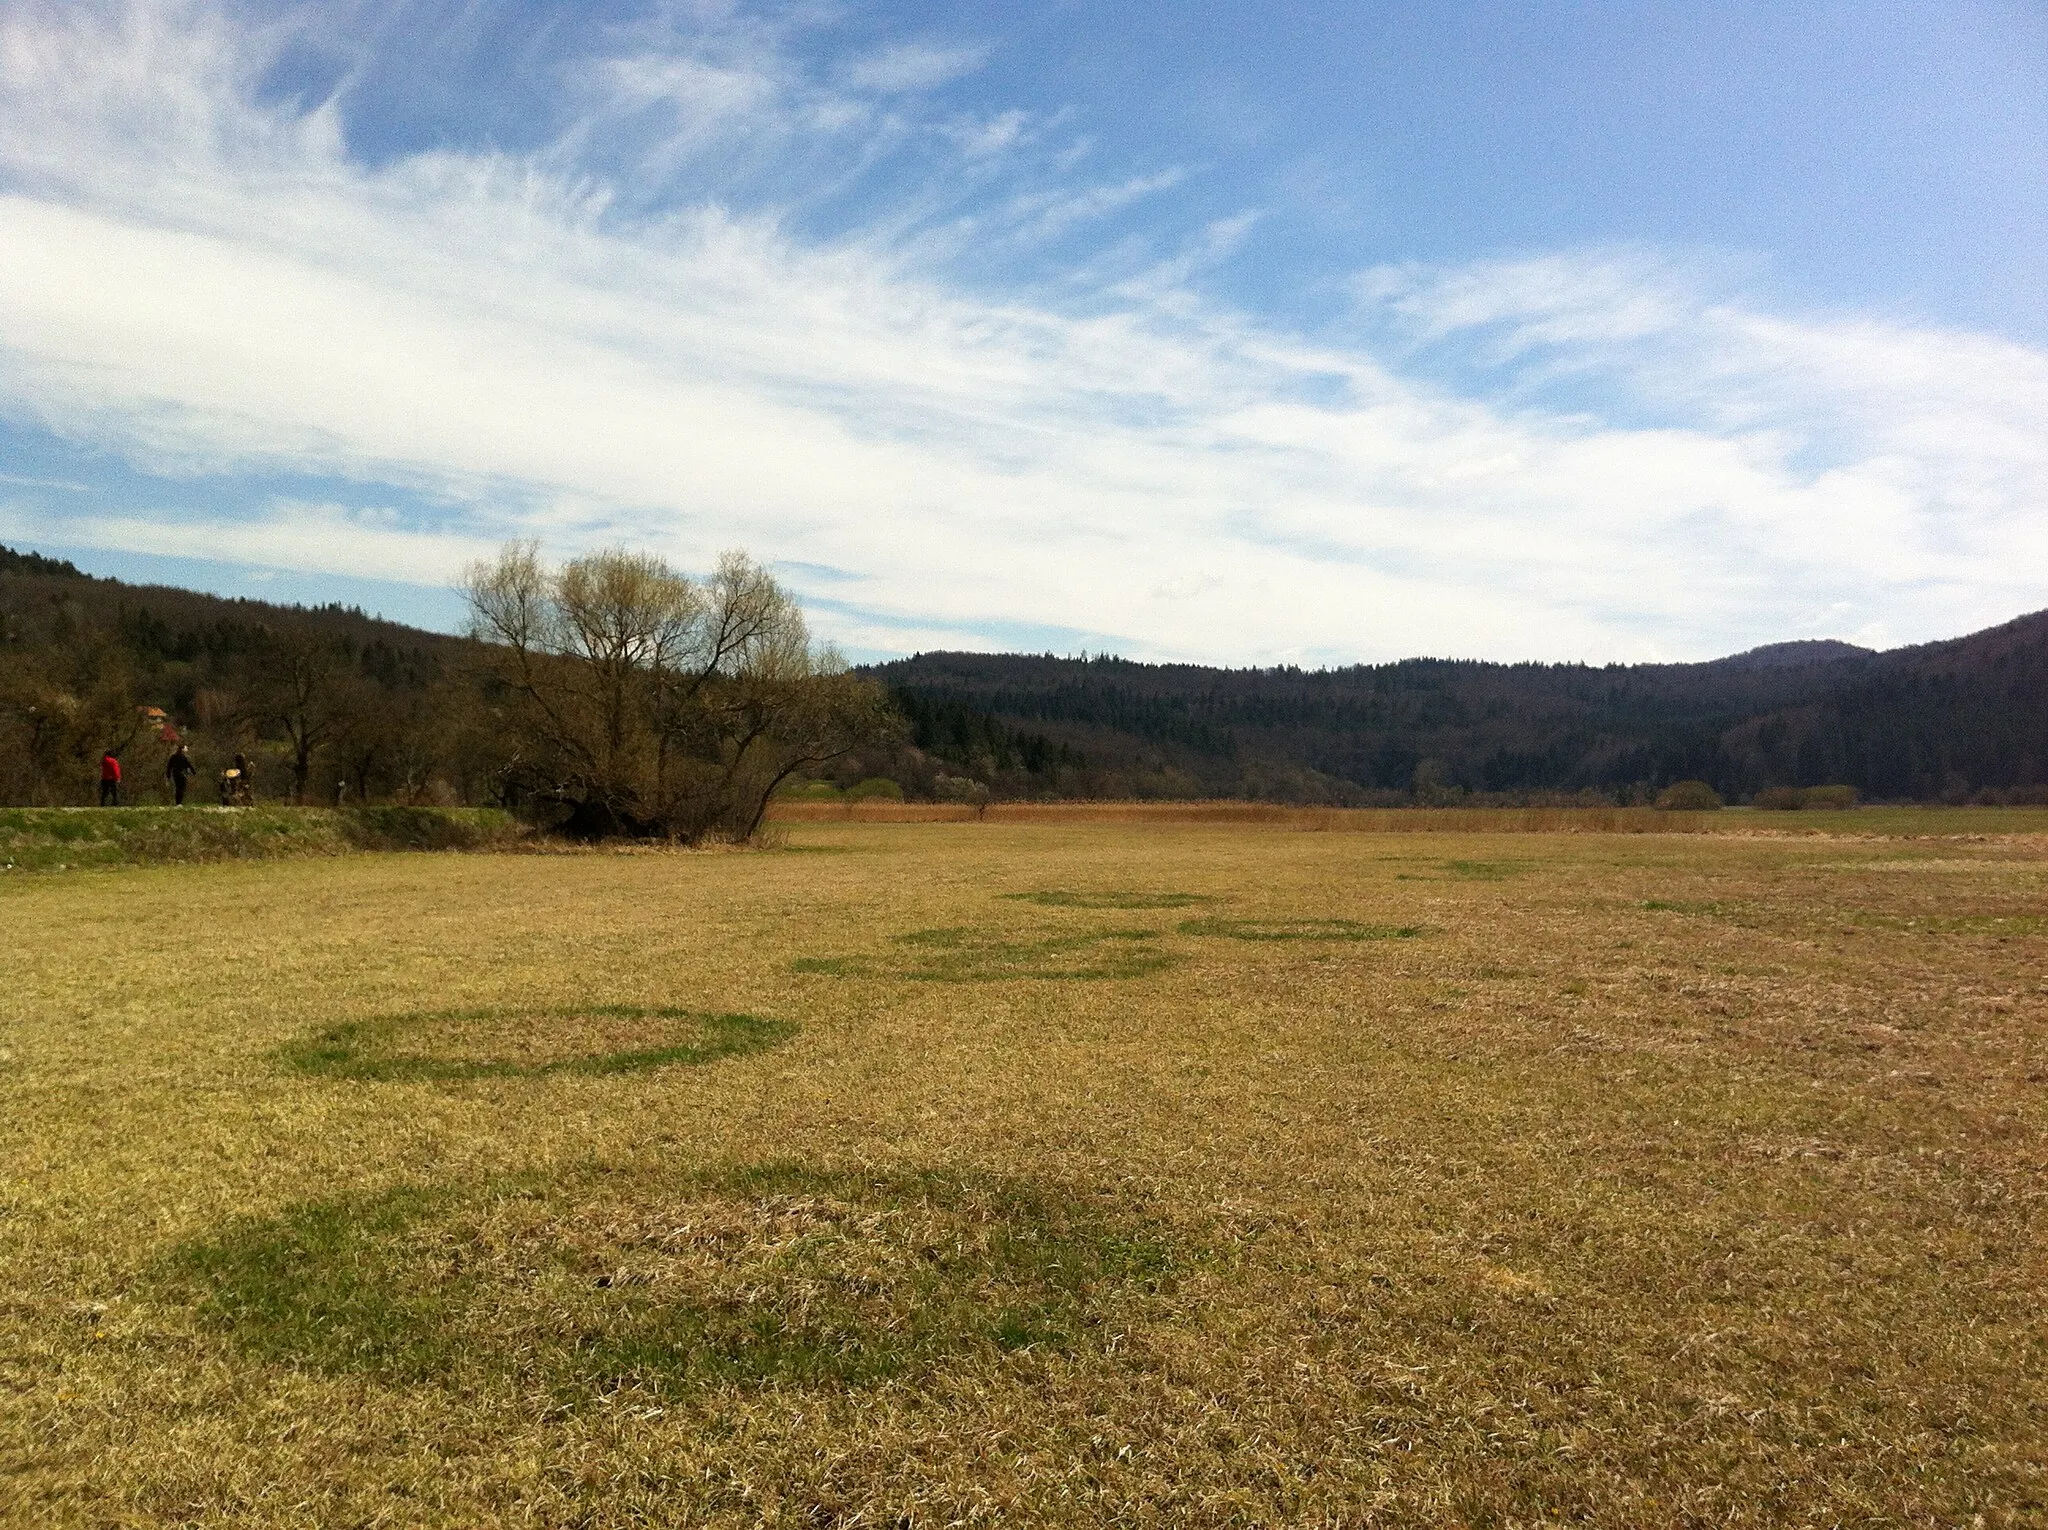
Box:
[99,751,121,807]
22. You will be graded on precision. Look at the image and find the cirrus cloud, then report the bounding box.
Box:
[0,0,2042,665]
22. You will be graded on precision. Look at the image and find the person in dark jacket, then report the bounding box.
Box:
[99,752,121,807]
[165,744,197,805]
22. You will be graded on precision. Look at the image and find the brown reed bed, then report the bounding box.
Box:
[768,799,1711,832]
[766,798,2048,838]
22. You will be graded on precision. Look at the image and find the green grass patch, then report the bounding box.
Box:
[1438,859,1530,880]
[278,1006,796,1082]
[1724,804,2048,836]
[1398,859,1530,882]
[154,1187,461,1380]
[154,1165,1175,1397]
[795,926,1177,981]
[999,890,1216,909]
[1177,916,1424,942]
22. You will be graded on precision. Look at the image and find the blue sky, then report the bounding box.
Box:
[1,0,2044,662]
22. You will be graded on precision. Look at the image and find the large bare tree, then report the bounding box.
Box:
[240,630,352,803]
[463,543,896,839]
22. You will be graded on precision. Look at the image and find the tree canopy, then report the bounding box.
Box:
[463,544,896,839]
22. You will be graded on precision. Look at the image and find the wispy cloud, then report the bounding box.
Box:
[0,0,2042,663]
[842,40,987,95]
[0,470,88,491]
[0,495,500,584]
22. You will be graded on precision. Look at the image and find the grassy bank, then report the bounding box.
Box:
[0,805,525,872]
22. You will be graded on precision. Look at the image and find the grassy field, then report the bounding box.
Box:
[2,818,2044,1526]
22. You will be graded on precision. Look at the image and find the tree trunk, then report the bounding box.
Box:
[555,797,660,841]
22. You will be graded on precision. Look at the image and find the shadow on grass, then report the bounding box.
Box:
[278,1007,796,1082]
[1395,859,1539,883]
[152,1164,1176,1397]
[796,926,1177,982]
[999,890,1216,910]
[1178,917,1424,942]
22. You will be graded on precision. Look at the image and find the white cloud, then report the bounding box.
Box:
[947,108,1030,158]
[0,497,499,584]
[842,41,987,94]
[602,52,780,133]
[0,0,2042,664]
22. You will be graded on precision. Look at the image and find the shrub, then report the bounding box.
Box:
[931,774,992,808]
[1753,786,1807,810]
[1655,780,1722,811]
[336,805,524,851]
[777,780,843,801]
[846,777,904,803]
[1753,785,1858,810]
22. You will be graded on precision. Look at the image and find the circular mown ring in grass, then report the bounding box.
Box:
[999,890,1216,910]
[151,1164,1176,1398]
[279,1006,796,1082]
[1178,917,1424,942]
[794,926,1178,982]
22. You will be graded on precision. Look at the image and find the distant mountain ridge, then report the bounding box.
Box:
[1704,639,1876,671]
[869,612,2048,803]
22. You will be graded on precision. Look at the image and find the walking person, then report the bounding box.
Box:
[165,743,197,806]
[98,751,121,807]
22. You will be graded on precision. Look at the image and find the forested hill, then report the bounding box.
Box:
[6,543,2044,805]
[870,611,2048,804]
[0,545,467,662]
[1,547,476,807]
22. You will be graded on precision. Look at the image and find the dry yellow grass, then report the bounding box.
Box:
[2,821,2045,1526]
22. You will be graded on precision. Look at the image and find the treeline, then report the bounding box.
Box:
[0,549,949,815]
[8,545,2045,810]
[887,690,1085,789]
[869,617,2048,804]
[0,553,498,808]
